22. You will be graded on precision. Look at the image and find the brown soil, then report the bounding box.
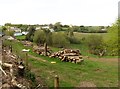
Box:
[28,54,47,62]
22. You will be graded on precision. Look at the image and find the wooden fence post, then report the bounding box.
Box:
[10,45,12,53]
[44,42,47,56]
[25,52,28,68]
[54,75,59,89]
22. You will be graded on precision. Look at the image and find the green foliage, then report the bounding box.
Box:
[52,32,70,47]
[85,35,104,55]
[25,70,36,82]
[65,27,81,44]
[4,30,14,36]
[33,29,52,45]
[20,25,28,31]
[53,22,62,31]
[26,26,35,41]
[68,36,81,44]
[16,35,26,40]
[5,23,11,26]
[1,26,7,32]
[103,20,118,56]
[33,30,46,44]
[3,39,118,87]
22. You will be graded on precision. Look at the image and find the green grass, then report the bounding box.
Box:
[69,44,98,58]
[15,35,26,40]
[3,39,118,87]
[28,56,118,87]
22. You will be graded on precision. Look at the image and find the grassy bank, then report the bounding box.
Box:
[3,39,118,87]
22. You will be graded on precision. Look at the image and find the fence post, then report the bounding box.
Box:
[10,45,12,53]
[54,75,59,89]
[44,42,47,56]
[25,52,28,68]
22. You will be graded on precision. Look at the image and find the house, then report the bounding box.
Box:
[22,31,28,35]
[35,26,41,30]
[101,28,106,31]
[49,28,54,32]
[8,27,21,33]
[35,25,54,32]
[41,26,49,29]
[14,32,22,36]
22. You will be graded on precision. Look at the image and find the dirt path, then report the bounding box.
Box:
[28,54,118,64]
[28,54,47,62]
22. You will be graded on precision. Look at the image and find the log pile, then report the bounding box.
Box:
[1,48,32,89]
[33,45,52,56]
[21,41,33,47]
[49,49,84,64]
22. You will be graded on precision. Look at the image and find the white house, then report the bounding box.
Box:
[8,27,21,33]
[49,28,54,32]
[35,26,41,30]
[41,26,49,29]
[22,31,28,35]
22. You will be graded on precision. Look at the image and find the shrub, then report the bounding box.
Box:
[52,32,70,48]
[4,30,14,36]
[33,30,46,44]
[68,36,81,44]
[26,26,35,42]
[103,21,118,56]
[85,35,105,56]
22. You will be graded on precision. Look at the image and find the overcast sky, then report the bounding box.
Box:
[0,0,119,26]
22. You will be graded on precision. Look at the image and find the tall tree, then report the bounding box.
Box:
[53,22,62,31]
[26,26,35,42]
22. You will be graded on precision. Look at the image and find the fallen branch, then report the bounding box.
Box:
[0,66,7,76]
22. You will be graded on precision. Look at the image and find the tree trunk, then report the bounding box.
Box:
[44,42,47,56]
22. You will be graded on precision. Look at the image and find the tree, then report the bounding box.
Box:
[4,30,14,36]
[43,29,52,56]
[5,23,11,26]
[103,19,118,56]
[26,26,35,41]
[80,25,88,32]
[52,32,70,48]
[33,29,52,56]
[20,25,28,31]
[53,22,62,31]
[72,26,80,32]
[33,30,46,44]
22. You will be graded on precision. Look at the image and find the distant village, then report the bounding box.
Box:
[0,23,109,37]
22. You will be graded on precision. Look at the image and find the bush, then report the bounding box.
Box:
[68,36,81,44]
[52,32,70,48]
[103,21,118,56]
[4,30,14,36]
[85,35,105,56]
[33,30,46,44]
[26,26,35,41]
[25,70,36,82]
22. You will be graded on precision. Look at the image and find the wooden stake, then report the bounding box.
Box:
[44,42,47,56]
[25,52,28,68]
[54,75,59,89]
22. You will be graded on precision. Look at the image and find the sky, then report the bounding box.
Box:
[0,0,119,26]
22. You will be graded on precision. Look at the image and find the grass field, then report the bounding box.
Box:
[15,35,26,40]
[3,39,118,87]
